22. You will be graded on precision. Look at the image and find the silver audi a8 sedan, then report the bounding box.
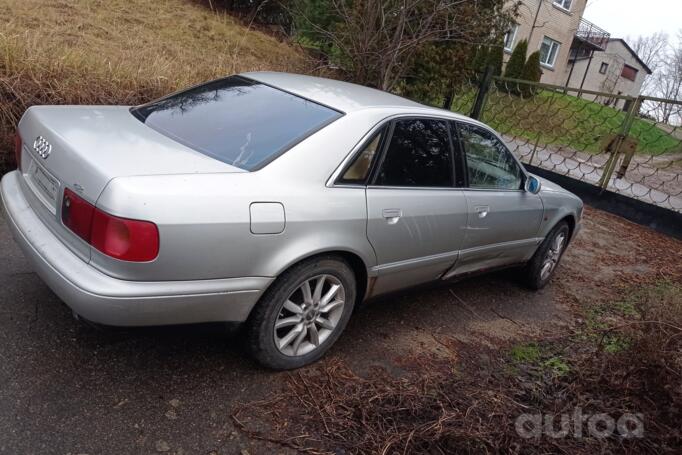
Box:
[1,72,582,369]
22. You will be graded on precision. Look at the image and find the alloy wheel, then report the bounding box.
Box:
[540,232,566,281]
[273,274,346,357]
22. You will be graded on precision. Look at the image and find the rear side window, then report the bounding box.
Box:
[374,118,453,187]
[131,76,343,171]
[339,128,385,184]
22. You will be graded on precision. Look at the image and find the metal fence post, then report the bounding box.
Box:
[528,134,541,165]
[620,96,643,137]
[598,96,642,190]
[470,65,494,120]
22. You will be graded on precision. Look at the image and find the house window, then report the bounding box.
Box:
[504,24,519,52]
[539,37,561,68]
[599,62,609,74]
[553,0,572,10]
[621,64,638,81]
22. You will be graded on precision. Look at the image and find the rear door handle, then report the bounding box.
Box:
[474,205,489,218]
[382,208,402,224]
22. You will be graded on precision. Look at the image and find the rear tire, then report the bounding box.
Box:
[246,256,356,370]
[523,221,570,290]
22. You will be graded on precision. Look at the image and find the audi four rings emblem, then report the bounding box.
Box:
[33,136,52,159]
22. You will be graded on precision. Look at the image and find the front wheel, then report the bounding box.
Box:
[523,221,570,290]
[246,256,356,370]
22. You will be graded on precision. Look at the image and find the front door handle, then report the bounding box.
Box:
[474,205,489,219]
[382,208,402,224]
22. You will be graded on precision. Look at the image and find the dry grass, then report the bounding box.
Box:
[232,207,682,454]
[232,349,527,454]
[233,280,682,454]
[0,0,312,172]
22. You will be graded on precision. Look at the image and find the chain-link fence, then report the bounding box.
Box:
[450,72,682,213]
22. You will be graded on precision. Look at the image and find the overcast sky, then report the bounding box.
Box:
[583,0,681,42]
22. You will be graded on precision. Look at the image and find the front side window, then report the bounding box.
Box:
[374,119,453,187]
[539,37,561,67]
[504,24,519,51]
[458,123,523,190]
[553,0,572,10]
[131,76,343,171]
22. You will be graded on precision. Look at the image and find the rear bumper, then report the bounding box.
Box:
[1,171,272,326]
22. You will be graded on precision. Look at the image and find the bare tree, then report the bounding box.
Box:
[293,0,516,92]
[655,35,682,124]
[628,32,668,94]
[635,31,682,125]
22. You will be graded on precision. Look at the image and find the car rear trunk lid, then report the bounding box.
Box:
[16,105,244,261]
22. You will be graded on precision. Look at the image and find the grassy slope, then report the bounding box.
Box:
[0,0,310,171]
[451,88,681,156]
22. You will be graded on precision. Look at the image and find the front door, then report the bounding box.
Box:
[365,118,468,295]
[447,122,543,277]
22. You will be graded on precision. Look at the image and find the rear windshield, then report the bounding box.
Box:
[131,76,343,170]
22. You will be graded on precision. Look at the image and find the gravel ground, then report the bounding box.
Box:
[0,206,679,454]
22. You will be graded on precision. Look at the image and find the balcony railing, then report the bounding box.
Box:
[574,17,610,51]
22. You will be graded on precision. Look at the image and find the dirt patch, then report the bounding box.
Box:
[233,346,524,454]
[233,331,680,453]
[559,206,682,304]
[232,207,682,454]
[1,205,679,454]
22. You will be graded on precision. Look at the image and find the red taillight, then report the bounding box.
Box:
[61,188,159,262]
[62,188,95,242]
[91,208,159,262]
[14,133,22,169]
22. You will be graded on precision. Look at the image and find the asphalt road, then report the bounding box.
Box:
[0,215,566,455]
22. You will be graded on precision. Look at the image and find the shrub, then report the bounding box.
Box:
[499,39,526,95]
[503,39,527,80]
[400,42,473,105]
[471,45,490,76]
[295,0,515,92]
[487,42,504,78]
[520,50,542,97]
[292,0,338,52]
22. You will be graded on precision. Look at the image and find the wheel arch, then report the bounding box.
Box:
[560,214,576,243]
[261,249,371,308]
[539,208,577,242]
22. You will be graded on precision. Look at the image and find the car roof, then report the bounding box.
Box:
[240,71,430,113]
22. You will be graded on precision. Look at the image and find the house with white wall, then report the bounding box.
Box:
[503,2,651,110]
[564,39,652,110]
[503,0,609,86]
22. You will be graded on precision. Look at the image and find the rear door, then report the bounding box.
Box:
[363,117,468,295]
[446,121,543,277]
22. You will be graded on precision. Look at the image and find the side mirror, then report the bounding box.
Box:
[525,175,542,194]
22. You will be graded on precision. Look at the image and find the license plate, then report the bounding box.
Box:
[28,159,59,209]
